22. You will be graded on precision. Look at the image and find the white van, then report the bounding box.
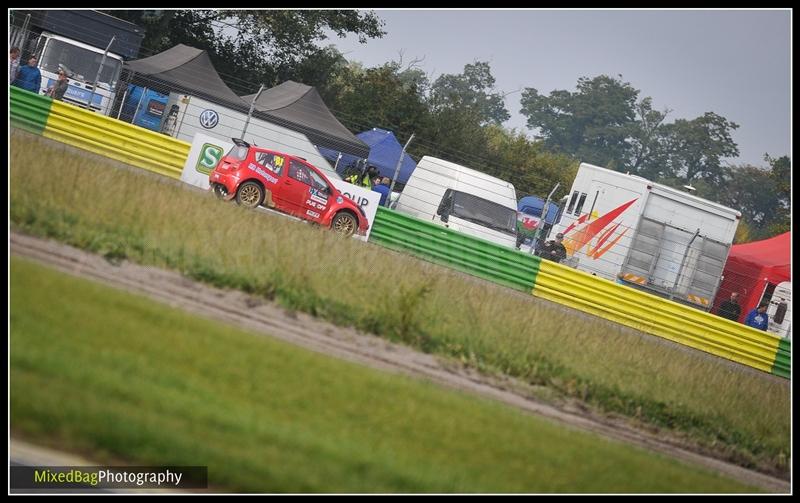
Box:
[393,156,518,248]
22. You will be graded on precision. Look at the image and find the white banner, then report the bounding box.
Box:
[181,133,232,190]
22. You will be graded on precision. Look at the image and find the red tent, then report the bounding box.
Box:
[713,232,791,322]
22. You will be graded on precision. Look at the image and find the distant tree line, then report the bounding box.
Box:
[110,10,789,242]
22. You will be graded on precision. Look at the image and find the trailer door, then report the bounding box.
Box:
[620,217,665,286]
[682,238,729,310]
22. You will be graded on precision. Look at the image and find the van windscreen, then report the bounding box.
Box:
[448,190,517,236]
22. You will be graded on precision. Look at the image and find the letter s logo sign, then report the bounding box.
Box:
[196,143,224,174]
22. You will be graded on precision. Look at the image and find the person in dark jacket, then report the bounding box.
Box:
[537,232,567,263]
[12,56,41,93]
[744,302,769,331]
[717,291,742,322]
[46,69,69,101]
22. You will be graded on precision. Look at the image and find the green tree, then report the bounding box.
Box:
[429,62,510,126]
[662,112,739,184]
[765,154,791,235]
[329,61,432,148]
[411,62,509,168]
[483,126,577,199]
[691,164,778,241]
[520,74,639,169]
[109,10,385,94]
[626,97,671,178]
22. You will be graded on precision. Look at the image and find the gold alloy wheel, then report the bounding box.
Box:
[238,184,261,207]
[332,213,356,236]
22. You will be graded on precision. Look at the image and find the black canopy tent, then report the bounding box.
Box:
[124,46,368,158]
[123,44,249,112]
[242,81,368,159]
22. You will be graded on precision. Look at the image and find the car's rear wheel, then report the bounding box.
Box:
[331,212,357,237]
[235,181,264,208]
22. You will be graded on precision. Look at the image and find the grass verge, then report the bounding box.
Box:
[10,256,761,493]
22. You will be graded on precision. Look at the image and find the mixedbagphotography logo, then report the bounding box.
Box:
[196,143,224,174]
[10,466,208,491]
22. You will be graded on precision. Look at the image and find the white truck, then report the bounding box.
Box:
[550,162,741,310]
[10,10,143,115]
[393,156,519,249]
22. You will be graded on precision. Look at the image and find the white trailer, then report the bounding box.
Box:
[551,163,741,310]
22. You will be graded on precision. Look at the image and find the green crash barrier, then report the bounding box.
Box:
[9,86,52,135]
[369,207,539,292]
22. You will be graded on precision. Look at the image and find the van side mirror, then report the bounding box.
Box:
[437,191,452,222]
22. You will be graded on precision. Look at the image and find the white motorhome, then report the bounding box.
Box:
[551,163,741,310]
[393,156,518,248]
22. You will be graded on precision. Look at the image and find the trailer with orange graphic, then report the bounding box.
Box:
[551,163,741,311]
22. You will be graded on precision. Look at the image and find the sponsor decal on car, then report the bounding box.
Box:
[308,188,329,205]
[305,199,326,210]
[306,210,320,219]
[247,163,279,184]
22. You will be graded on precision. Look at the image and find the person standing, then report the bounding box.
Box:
[537,232,568,263]
[160,105,180,136]
[12,55,41,93]
[372,177,391,207]
[46,69,69,101]
[744,302,770,331]
[9,46,21,85]
[717,291,742,322]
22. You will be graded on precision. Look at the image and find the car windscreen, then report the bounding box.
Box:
[449,190,517,236]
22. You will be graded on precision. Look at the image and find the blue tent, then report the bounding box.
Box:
[318,128,417,184]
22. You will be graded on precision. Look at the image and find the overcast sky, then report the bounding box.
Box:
[331,9,791,168]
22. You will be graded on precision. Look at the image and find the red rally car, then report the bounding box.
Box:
[210,139,369,237]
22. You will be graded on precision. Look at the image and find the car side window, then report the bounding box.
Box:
[307,168,329,193]
[289,160,312,185]
[255,151,284,176]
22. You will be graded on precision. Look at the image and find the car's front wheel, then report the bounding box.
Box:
[235,181,264,209]
[331,212,357,237]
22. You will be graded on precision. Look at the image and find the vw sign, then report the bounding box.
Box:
[199,109,219,129]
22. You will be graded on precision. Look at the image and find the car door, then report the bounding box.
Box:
[280,160,316,218]
[251,151,287,209]
[303,166,332,224]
